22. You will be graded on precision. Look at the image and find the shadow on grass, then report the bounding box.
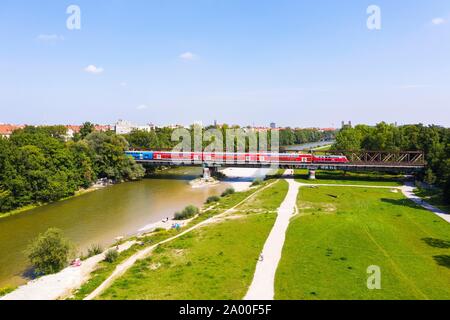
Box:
[433,255,450,269]
[422,238,450,249]
[380,198,427,210]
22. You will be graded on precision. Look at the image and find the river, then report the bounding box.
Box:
[283,140,335,151]
[0,167,230,288]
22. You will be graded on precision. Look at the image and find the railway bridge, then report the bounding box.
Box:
[127,150,426,179]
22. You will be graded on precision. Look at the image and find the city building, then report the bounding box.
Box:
[0,124,25,138]
[114,120,155,134]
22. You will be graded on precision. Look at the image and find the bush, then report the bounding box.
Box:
[26,228,73,275]
[221,188,235,197]
[104,249,119,263]
[206,196,220,204]
[86,244,103,258]
[174,205,199,220]
[251,179,263,186]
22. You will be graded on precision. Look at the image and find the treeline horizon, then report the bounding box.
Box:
[334,122,449,202]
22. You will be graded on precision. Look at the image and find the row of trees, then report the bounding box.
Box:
[0,125,144,214]
[334,122,450,202]
[124,126,336,151]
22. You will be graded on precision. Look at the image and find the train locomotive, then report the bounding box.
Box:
[125,151,349,164]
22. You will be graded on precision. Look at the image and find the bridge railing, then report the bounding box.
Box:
[312,150,426,166]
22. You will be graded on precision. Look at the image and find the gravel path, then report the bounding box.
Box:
[400,182,450,223]
[244,170,299,300]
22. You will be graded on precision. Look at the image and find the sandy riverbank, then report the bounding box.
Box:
[221,167,273,192]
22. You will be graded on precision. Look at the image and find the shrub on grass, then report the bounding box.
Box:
[174,205,199,220]
[104,249,119,263]
[206,196,220,204]
[221,188,235,197]
[87,244,103,258]
[26,228,73,275]
[251,179,263,186]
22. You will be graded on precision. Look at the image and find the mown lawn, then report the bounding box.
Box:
[98,180,289,300]
[275,186,450,300]
[294,170,403,186]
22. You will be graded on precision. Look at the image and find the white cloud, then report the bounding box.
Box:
[137,104,148,110]
[36,34,64,42]
[179,52,197,61]
[84,65,104,75]
[431,17,446,25]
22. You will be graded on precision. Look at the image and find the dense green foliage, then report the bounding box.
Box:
[174,205,199,220]
[334,122,450,202]
[26,228,73,275]
[0,126,144,214]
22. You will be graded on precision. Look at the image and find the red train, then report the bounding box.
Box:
[126,151,349,164]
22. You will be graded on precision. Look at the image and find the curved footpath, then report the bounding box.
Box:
[400,182,450,223]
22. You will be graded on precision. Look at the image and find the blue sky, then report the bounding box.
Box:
[0,0,449,127]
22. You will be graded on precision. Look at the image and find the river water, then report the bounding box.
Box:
[283,140,335,151]
[0,168,230,288]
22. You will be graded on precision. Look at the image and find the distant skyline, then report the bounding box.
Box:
[1,0,450,127]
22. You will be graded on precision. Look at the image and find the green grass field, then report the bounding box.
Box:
[275,186,450,300]
[97,180,288,300]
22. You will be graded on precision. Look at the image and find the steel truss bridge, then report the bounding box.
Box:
[134,150,426,174]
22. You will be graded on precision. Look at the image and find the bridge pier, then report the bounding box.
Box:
[203,166,217,179]
[308,169,316,180]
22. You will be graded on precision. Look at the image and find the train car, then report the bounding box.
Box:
[126,151,153,160]
[313,155,349,163]
[278,153,313,163]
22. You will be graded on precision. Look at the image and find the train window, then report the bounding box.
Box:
[156,154,161,160]
[260,156,265,162]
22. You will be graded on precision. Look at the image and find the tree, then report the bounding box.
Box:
[79,122,95,139]
[26,228,73,275]
[334,128,362,150]
[125,129,159,150]
[85,132,145,181]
